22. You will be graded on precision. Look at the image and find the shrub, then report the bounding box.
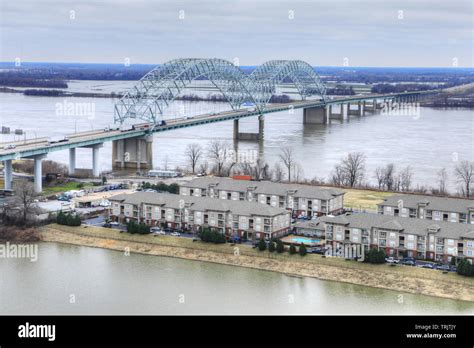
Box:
[276,240,285,253]
[299,244,307,256]
[56,211,81,226]
[367,248,386,264]
[457,259,474,277]
[289,245,296,255]
[268,241,276,252]
[257,239,266,251]
[199,228,226,244]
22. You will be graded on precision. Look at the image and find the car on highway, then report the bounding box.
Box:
[158,120,167,126]
[5,144,16,150]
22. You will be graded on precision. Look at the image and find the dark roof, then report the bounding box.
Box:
[319,213,474,240]
[378,194,474,214]
[109,191,290,217]
[180,177,344,200]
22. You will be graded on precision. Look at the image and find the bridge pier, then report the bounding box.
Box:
[69,148,76,176]
[233,115,264,140]
[303,106,328,124]
[363,100,376,114]
[348,102,363,116]
[3,159,12,190]
[329,104,344,121]
[112,136,153,170]
[92,144,102,177]
[33,154,47,193]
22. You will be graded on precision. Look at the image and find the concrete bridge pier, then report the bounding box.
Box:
[234,115,264,140]
[92,144,102,177]
[69,148,76,175]
[363,100,376,114]
[112,136,153,170]
[303,106,328,124]
[348,102,363,117]
[329,104,344,121]
[3,159,12,190]
[32,154,47,193]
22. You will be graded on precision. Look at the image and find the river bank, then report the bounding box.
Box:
[39,224,474,302]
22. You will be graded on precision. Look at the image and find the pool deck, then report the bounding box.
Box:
[280,234,325,247]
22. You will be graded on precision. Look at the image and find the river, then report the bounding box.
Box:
[0,80,473,191]
[0,243,473,315]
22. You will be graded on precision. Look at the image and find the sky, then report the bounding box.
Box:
[0,0,472,67]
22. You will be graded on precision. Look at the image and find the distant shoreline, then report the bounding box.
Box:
[39,224,474,303]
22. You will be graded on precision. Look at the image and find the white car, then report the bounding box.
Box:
[151,227,166,235]
[385,257,399,264]
[5,144,16,150]
[109,221,120,226]
[170,232,181,237]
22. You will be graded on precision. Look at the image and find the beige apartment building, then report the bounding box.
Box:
[179,177,345,217]
[378,194,474,224]
[319,213,474,263]
[108,192,291,240]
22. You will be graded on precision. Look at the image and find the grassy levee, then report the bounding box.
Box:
[342,188,396,212]
[41,224,474,287]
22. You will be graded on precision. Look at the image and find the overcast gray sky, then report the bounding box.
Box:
[0,0,472,67]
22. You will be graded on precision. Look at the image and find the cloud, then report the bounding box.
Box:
[0,0,472,67]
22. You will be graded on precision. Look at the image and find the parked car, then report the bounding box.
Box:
[436,264,451,272]
[385,257,400,264]
[170,232,181,237]
[102,223,112,228]
[400,259,415,266]
[109,221,120,226]
[450,265,457,272]
[420,263,434,269]
[151,227,166,235]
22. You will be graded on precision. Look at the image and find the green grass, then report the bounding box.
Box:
[42,182,94,196]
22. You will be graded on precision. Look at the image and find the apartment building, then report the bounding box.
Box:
[108,192,291,240]
[319,213,474,263]
[179,177,345,217]
[378,194,474,224]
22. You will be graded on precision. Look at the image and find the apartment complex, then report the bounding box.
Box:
[179,177,345,217]
[318,213,474,262]
[108,192,291,240]
[378,194,474,224]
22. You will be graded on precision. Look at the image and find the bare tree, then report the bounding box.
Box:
[454,161,474,198]
[235,159,270,180]
[383,163,396,191]
[279,147,296,182]
[330,164,345,186]
[272,163,284,182]
[185,143,203,174]
[399,166,413,192]
[437,168,448,195]
[13,181,39,223]
[340,152,365,187]
[375,167,385,190]
[207,140,234,177]
[293,163,304,183]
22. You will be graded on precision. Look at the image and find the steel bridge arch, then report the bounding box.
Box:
[248,60,327,108]
[114,58,327,124]
[114,58,257,124]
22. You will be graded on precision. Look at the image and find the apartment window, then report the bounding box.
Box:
[227,193,232,200]
[266,196,271,205]
[467,241,474,248]
[239,192,245,201]
[190,189,194,196]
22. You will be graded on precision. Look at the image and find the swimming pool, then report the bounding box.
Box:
[290,237,321,245]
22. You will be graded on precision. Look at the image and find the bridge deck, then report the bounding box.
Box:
[0,91,426,162]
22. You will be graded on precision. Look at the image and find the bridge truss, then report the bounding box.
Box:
[114,58,327,124]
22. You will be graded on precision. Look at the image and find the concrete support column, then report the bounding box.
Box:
[33,155,46,193]
[357,102,362,116]
[303,106,327,124]
[258,115,264,139]
[4,159,12,190]
[92,144,103,177]
[145,136,153,170]
[233,119,239,140]
[136,137,142,170]
[69,148,76,176]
